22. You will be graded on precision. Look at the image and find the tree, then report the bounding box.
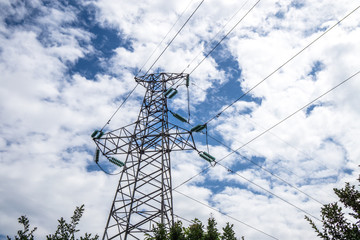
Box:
[203,216,220,240]
[169,221,185,240]
[7,205,99,240]
[145,223,167,240]
[305,175,360,239]
[7,216,37,240]
[148,216,243,240]
[184,218,204,240]
[221,223,236,240]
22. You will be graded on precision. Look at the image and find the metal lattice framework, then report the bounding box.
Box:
[94,73,197,240]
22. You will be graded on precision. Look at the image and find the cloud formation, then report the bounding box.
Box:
[1,0,360,239]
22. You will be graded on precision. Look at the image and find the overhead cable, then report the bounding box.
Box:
[100,83,139,131]
[144,0,205,76]
[214,162,321,221]
[215,69,360,166]
[136,0,196,77]
[174,123,325,205]
[96,162,122,176]
[181,0,250,74]
[189,0,261,75]
[173,214,193,224]
[174,69,360,212]
[175,154,321,222]
[190,81,331,190]
[208,135,324,205]
[204,4,360,125]
[174,189,280,240]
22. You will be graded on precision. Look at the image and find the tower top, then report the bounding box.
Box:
[135,72,189,87]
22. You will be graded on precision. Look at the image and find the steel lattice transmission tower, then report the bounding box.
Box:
[93,73,197,240]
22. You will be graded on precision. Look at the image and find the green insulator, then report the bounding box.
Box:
[190,125,200,132]
[172,112,187,123]
[202,152,215,161]
[94,149,100,163]
[196,124,206,132]
[191,124,206,132]
[168,89,178,99]
[164,88,174,97]
[109,157,125,167]
[96,131,104,139]
[91,130,99,138]
[186,75,190,87]
[199,152,214,163]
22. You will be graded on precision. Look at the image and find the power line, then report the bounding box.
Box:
[174,125,326,205]
[173,214,193,224]
[189,0,261,75]
[207,134,324,205]
[136,0,196,77]
[190,80,322,175]
[144,0,205,76]
[96,162,122,176]
[172,133,323,221]
[173,165,210,190]
[173,125,325,205]
[181,0,250,74]
[204,4,360,125]
[100,83,139,131]
[173,189,279,240]
[214,129,337,202]
[174,154,322,222]
[172,80,327,205]
[213,161,321,222]
[100,1,202,133]
[174,69,360,214]
[194,81,317,176]
[216,69,360,165]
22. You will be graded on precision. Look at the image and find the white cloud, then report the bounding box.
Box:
[1,1,360,240]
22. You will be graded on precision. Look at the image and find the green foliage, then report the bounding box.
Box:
[203,216,220,240]
[169,221,185,240]
[305,175,360,240]
[184,218,204,240]
[145,223,167,240]
[148,217,242,240]
[7,216,37,240]
[7,205,99,240]
[221,223,236,240]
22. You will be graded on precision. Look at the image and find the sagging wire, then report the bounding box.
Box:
[100,83,139,132]
[174,69,360,206]
[181,0,252,74]
[173,189,279,240]
[96,162,122,176]
[93,147,124,176]
[188,0,261,75]
[203,4,360,126]
[135,0,197,77]
[144,0,205,76]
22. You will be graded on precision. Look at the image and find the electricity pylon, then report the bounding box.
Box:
[93,73,197,240]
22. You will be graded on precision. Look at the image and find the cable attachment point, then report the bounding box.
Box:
[108,157,125,167]
[91,130,104,139]
[170,111,188,123]
[190,124,207,132]
[199,151,216,166]
[94,148,100,164]
[164,88,178,99]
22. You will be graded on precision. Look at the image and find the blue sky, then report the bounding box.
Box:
[1,0,360,239]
